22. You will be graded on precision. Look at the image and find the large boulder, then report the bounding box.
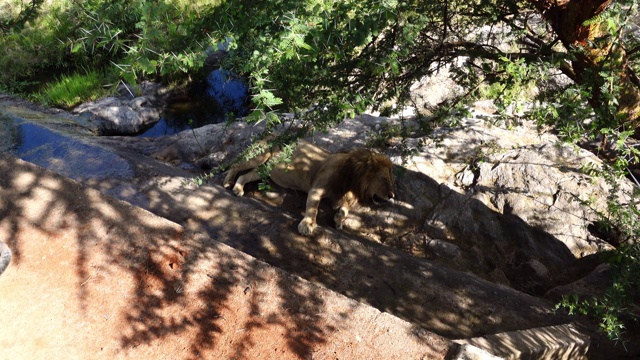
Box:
[72,82,170,135]
[301,113,633,293]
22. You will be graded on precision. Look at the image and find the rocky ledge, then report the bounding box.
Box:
[104,108,634,299]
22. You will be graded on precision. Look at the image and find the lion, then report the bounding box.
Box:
[223,140,395,235]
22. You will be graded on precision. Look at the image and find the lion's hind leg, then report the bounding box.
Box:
[334,207,349,230]
[232,169,261,196]
[223,167,242,189]
[223,151,272,195]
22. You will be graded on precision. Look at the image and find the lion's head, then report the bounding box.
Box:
[345,149,395,205]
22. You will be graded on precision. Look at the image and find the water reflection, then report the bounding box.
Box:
[205,68,249,116]
[12,122,133,180]
[138,69,248,137]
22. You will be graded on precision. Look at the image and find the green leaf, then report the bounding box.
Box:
[71,42,83,53]
[267,112,281,125]
[247,109,264,124]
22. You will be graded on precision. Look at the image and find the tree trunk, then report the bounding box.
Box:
[527,0,640,134]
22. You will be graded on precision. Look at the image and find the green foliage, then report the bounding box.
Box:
[0,0,218,96]
[490,56,543,116]
[207,0,451,131]
[558,159,640,343]
[57,0,213,83]
[535,2,640,342]
[556,240,640,342]
[257,141,296,192]
[0,2,70,92]
[0,0,45,33]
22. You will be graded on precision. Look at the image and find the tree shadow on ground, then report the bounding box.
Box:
[0,153,452,358]
[231,161,586,296]
[0,107,604,356]
[1,97,630,358]
[173,168,582,339]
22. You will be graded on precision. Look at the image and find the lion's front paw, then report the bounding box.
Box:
[232,184,245,197]
[334,213,345,230]
[297,218,316,236]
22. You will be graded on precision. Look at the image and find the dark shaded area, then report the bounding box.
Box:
[204,69,249,117]
[138,69,249,137]
[588,220,624,247]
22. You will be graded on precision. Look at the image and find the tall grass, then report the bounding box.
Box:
[35,71,111,108]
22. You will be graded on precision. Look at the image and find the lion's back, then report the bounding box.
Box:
[270,141,332,192]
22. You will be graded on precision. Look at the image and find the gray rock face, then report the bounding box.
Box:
[387,116,631,292]
[113,107,634,294]
[545,263,611,302]
[72,82,170,135]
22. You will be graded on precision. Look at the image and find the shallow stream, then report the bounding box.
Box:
[0,67,247,180]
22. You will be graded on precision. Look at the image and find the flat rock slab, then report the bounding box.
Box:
[0,154,453,359]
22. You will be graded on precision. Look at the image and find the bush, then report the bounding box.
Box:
[0,0,219,97]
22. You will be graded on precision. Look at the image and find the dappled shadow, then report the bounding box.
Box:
[174,170,580,340]
[0,103,603,357]
[460,324,592,360]
[234,162,584,296]
[0,153,451,358]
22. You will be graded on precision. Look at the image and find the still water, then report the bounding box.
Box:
[5,119,133,180]
[138,69,249,137]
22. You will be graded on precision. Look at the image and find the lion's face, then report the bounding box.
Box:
[350,151,395,205]
[366,164,395,205]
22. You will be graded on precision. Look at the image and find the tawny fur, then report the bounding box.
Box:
[223,140,395,235]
